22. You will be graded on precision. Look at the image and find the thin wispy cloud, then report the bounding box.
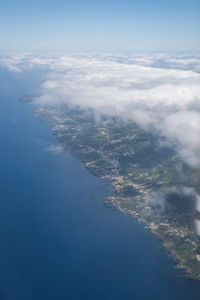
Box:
[44,144,64,155]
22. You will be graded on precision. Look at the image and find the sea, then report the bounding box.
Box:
[0,67,200,300]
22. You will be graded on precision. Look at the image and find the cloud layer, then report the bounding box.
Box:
[1,52,200,168]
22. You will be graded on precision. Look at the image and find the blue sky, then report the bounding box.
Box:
[0,0,199,52]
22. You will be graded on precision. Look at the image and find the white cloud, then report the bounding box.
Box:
[44,144,64,155]
[1,52,200,168]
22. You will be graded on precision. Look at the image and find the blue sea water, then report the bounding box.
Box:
[0,67,200,300]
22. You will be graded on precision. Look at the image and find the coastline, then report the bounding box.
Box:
[82,159,200,281]
[33,107,200,282]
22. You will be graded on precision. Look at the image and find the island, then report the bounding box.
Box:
[34,105,200,280]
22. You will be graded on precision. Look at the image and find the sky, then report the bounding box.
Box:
[0,0,200,52]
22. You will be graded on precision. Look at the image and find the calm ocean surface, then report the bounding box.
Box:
[0,68,200,299]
